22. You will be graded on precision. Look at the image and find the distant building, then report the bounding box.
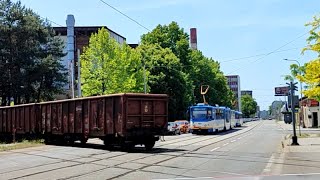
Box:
[226,75,241,111]
[241,90,253,97]
[53,15,126,99]
[260,110,268,119]
[256,105,260,117]
[271,100,285,120]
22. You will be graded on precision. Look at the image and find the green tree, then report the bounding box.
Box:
[241,95,258,118]
[141,22,191,67]
[80,28,145,96]
[138,44,193,120]
[189,50,234,107]
[295,15,320,101]
[0,0,66,105]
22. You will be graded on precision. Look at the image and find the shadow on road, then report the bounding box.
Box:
[53,141,187,154]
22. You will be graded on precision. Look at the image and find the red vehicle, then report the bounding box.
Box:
[0,93,168,150]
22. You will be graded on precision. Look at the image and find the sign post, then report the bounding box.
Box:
[287,82,299,146]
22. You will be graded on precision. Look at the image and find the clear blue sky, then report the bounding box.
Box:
[17,0,319,110]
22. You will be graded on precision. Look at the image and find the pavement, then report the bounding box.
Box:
[0,120,320,180]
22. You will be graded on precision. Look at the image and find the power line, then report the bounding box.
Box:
[227,31,309,74]
[98,0,151,32]
[219,47,300,63]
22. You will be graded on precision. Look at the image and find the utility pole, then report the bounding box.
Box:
[287,81,299,145]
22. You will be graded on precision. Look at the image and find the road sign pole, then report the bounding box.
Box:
[290,81,299,145]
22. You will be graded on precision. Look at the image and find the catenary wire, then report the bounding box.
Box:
[98,0,151,31]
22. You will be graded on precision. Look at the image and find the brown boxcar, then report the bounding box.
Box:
[39,93,168,150]
[0,103,39,142]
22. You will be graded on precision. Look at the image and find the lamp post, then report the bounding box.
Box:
[283,58,303,137]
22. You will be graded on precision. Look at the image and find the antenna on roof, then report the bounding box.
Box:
[201,85,210,104]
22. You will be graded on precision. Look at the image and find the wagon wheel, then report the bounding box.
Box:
[145,141,155,151]
[80,137,88,145]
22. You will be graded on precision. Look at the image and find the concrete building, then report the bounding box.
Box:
[226,75,241,111]
[53,15,126,99]
[241,90,253,97]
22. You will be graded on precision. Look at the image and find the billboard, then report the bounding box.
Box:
[275,86,289,96]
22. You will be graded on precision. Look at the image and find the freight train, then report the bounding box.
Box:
[0,93,168,150]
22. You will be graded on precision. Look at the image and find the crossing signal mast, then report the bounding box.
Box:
[286,81,299,146]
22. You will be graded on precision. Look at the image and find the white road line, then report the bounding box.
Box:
[223,143,229,146]
[262,153,276,174]
[237,137,242,140]
[231,140,236,143]
[210,147,220,152]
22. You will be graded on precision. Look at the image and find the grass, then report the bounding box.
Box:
[0,139,44,152]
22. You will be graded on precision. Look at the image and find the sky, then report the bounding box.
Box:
[15,0,320,110]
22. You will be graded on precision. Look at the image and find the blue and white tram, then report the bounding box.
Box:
[214,106,231,131]
[189,104,234,134]
[235,111,243,127]
[230,110,237,129]
[188,104,216,134]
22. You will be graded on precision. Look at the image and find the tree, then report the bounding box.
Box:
[189,50,234,107]
[296,15,320,101]
[0,0,66,105]
[138,44,193,120]
[141,22,191,67]
[297,60,320,101]
[80,28,145,96]
[241,95,257,118]
[140,22,234,120]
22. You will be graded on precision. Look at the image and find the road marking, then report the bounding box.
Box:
[230,140,236,143]
[222,143,229,146]
[237,137,242,140]
[262,153,276,174]
[210,147,220,152]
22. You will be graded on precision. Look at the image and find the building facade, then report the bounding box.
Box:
[241,90,253,97]
[300,98,319,128]
[53,15,126,99]
[226,75,241,111]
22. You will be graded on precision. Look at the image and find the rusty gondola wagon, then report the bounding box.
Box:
[0,93,168,150]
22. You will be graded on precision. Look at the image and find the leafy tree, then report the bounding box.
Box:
[296,15,320,101]
[138,44,193,120]
[80,28,145,96]
[297,60,320,101]
[241,95,257,118]
[0,0,66,105]
[189,50,234,107]
[141,22,191,67]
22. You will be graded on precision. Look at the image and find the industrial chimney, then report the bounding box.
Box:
[66,14,75,98]
[190,28,197,50]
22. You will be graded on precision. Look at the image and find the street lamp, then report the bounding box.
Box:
[283,58,303,139]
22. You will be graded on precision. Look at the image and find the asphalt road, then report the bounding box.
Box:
[1,120,320,180]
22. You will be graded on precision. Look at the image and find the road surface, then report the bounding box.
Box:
[1,120,320,180]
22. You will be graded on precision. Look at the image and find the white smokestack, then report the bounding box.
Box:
[66,15,75,98]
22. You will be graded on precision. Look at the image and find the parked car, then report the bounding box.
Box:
[167,122,180,135]
[175,120,190,133]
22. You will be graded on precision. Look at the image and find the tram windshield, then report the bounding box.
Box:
[191,107,211,119]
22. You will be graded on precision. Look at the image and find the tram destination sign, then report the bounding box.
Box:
[274,86,289,96]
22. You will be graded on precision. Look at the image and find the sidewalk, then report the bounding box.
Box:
[276,120,320,175]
